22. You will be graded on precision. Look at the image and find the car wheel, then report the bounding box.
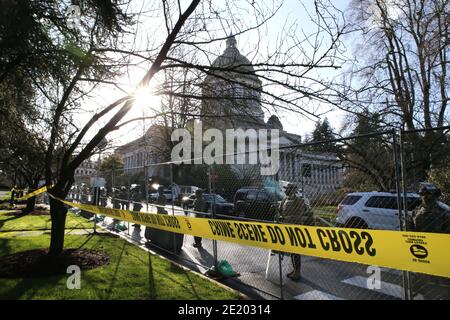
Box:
[345,218,368,229]
[235,208,245,218]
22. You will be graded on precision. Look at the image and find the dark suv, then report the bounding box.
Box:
[233,187,285,221]
[182,193,235,217]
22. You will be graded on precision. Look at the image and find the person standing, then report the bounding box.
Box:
[192,189,207,249]
[279,184,314,281]
[111,187,121,230]
[100,187,108,207]
[407,183,450,299]
[112,188,121,209]
[80,184,88,204]
[408,183,450,233]
[145,186,167,240]
[156,186,167,214]
[75,185,80,202]
[119,186,129,211]
[131,185,143,229]
[10,185,18,206]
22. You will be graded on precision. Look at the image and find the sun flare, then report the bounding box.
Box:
[133,86,161,109]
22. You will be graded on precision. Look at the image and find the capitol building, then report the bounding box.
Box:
[199,36,343,196]
[116,36,343,197]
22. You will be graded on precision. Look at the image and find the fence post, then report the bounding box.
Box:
[110,167,117,231]
[399,129,414,300]
[393,130,412,300]
[127,169,130,235]
[210,165,218,272]
[145,165,149,212]
[93,186,100,234]
[170,163,177,254]
[275,170,284,300]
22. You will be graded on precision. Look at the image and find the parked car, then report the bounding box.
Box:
[233,187,285,221]
[182,193,235,217]
[335,192,422,230]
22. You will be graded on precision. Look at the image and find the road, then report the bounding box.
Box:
[66,197,428,301]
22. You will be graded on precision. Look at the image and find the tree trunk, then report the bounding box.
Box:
[24,180,41,213]
[25,196,36,213]
[48,195,68,257]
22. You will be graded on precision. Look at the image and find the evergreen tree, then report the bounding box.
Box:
[309,118,336,152]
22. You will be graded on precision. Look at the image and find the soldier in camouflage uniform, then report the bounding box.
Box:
[119,186,129,211]
[407,183,450,233]
[407,183,450,300]
[279,184,314,281]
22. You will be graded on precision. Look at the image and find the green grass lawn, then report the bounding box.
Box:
[313,206,337,226]
[0,211,94,232]
[0,232,240,300]
[313,205,337,218]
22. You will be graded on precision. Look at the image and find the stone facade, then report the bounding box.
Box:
[115,125,171,180]
[74,158,99,186]
[200,36,343,196]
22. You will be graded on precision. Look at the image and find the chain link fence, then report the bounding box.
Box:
[60,127,450,300]
[400,126,450,300]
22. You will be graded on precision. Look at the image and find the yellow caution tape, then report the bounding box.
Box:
[48,193,450,278]
[16,185,52,201]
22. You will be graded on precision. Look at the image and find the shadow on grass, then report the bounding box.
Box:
[148,252,156,299]
[0,237,65,300]
[115,243,205,299]
[105,240,127,299]
[76,233,95,250]
[0,238,13,257]
[140,250,205,299]
[0,213,24,231]
[181,267,200,299]
[0,274,65,300]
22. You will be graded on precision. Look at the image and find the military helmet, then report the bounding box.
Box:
[418,182,441,197]
[284,183,298,194]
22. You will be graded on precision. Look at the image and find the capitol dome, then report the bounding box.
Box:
[201,35,264,128]
[210,36,259,81]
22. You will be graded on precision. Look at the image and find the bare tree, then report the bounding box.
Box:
[2,0,350,258]
[339,0,449,127]
[334,0,450,182]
